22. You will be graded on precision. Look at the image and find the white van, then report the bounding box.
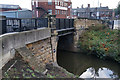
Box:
[113,20,120,30]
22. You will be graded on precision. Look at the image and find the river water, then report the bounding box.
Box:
[57,49,120,79]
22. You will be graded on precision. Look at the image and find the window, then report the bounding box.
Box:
[32,10,35,15]
[32,1,34,5]
[60,10,62,14]
[58,10,60,14]
[62,10,64,14]
[74,10,77,13]
[55,10,57,14]
[58,1,59,5]
[55,0,57,5]
[64,3,68,7]
[62,2,64,6]
[60,2,63,6]
[48,9,52,15]
[64,11,66,14]
[48,0,52,5]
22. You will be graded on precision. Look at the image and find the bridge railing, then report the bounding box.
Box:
[56,18,74,30]
[1,17,74,34]
[1,18,48,34]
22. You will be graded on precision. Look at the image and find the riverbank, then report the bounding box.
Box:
[2,54,78,79]
[78,24,120,63]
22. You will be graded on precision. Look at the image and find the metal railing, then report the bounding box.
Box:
[1,17,74,34]
[56,18,74,30]
[2,18,48,34]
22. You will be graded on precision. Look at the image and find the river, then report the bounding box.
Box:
[57,49,120,79]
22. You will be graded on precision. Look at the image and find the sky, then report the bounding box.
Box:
[0,0,119,10]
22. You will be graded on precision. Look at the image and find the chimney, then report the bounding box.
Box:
[81,4,83,8]
[100,3,102,7]
[88,4,90,8]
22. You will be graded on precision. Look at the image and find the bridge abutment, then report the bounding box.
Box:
[0,28,57,73]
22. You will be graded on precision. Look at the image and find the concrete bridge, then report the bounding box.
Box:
[0,16,103,78]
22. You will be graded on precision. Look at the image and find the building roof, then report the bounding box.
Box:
[73,6,113,13]
[3,10,32,12]
[0,4,21,9]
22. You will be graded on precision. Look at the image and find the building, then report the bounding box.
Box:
[0,4,22,12]
[32,0,72,18]
[72,4,114,20]
[0,9,32,18]
[0,4,32,18]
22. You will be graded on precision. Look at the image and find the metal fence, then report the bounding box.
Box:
[56,18,74,30]
[2,18,48,34]
[1,18,74,34]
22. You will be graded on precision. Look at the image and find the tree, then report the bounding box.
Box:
[115,2,120,19]
[117,4,120,15]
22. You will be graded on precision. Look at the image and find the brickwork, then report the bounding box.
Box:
[32,0,72,18]
[16,38,54,72]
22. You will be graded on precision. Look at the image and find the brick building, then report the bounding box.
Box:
[72,4,114,20]
[32,0,72,18]
[0,4,22,12]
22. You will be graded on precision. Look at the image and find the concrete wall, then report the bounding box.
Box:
[0,28,51,69]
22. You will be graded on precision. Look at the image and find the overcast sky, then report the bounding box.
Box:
[0,0,119,10]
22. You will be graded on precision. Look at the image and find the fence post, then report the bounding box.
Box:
[19,19,22,32]
[58,19,60,29]
[0,16,6,34]
[64,19,66,29]
[35,18,37,29]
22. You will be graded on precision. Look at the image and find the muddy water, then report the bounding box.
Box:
[57,50,120,78]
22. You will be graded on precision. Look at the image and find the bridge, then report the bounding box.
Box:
[0,16,102,78]
[0,15,76,75]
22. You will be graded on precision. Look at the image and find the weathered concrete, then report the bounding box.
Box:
[0,28,51,69]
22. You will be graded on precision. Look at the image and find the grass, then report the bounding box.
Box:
[78,24,120,62]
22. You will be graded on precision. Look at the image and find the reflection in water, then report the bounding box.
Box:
[57,50,120,79]
[80,67,118,78]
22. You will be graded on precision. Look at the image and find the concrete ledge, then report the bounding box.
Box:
[0,28,51,69]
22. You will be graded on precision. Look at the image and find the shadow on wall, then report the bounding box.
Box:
[57,33,75,51]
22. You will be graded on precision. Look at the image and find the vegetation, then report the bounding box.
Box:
[78,24,120,62]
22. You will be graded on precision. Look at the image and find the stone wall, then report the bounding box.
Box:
[51,35,58,63]
[17,38,53,73]
[0,28,51,70]
[74,19,102,29]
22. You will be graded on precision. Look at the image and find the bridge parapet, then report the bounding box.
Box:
[0,28,51,69]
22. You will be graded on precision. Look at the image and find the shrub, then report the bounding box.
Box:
[78,25,120,62]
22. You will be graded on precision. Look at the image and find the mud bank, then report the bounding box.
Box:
[2,54,78,79]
